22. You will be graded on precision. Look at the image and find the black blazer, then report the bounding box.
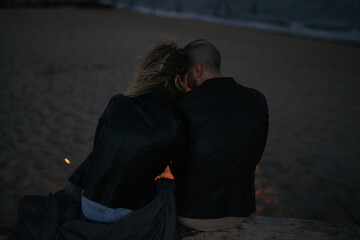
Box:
[175,77,269,218]
[69,90,186,210]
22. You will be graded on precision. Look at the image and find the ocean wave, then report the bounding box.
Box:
[97,0,360,44]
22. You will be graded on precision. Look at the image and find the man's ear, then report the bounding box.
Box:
[193,64,202,79]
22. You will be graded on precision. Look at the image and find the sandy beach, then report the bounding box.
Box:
[1,6,360,229]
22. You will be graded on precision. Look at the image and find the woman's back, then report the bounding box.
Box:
[69,90,185,210]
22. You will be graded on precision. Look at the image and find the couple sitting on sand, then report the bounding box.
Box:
[11,39,268,240]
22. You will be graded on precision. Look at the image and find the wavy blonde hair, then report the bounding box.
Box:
[126,41,189,99]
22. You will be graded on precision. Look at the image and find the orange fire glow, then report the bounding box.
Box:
[64,158,70,164]
[155,166,174,180]
[255,166,293,217]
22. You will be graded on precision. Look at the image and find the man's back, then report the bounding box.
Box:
[176,77,268,218]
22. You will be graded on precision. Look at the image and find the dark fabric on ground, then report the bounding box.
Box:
[11,179,179,240]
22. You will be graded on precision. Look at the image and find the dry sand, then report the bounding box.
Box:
[1,7,360,229]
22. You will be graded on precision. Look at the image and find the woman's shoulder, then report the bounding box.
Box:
[109,93,128,102]
[102,94,132,116]
[106,93,138,108]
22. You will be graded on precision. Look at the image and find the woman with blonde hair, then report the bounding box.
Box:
[67,41,189,226]
[11,41,189,240]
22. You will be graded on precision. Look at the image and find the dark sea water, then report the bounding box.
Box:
[98,0,360,43]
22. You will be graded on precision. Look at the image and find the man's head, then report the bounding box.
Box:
[184,39,221,89]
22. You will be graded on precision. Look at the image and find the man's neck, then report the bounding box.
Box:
[200,72,222,86]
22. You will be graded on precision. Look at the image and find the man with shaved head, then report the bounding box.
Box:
[174,39,269,231]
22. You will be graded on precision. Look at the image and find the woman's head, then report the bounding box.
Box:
[126,41,189,99]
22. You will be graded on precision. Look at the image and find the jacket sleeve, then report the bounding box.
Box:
[68,97,111,186]
[68,115,104,186]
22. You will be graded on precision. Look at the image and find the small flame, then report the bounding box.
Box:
[155,166,174,180]
[64,158,70,164]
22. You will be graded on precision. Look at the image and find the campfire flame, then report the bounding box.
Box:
[255,166,292,217]
[155,166,174,180]
[64,158,70,164]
